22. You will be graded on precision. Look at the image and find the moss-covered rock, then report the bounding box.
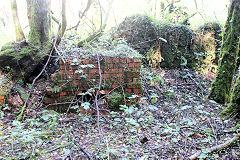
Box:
[158,23,196,68]
[0,41,48,82]
[113,14,158,55]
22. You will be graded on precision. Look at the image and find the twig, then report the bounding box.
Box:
[71,129,94,160]
[67,0,93,31]
[188,75,204,95]
[207,118,218,144]
[79,145,94,160]
[17,26,61,121]
[168,112,178,123]
[188,132,240,160]
[95,50,103,142]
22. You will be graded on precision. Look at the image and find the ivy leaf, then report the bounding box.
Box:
[81,102,91,110]
[128,95,139,99]
[180,105,192,110]
[75,69,83,74]
[209,100,217,104]
[71,58,79,65]
[71,105,79,109]
[152,97,157,103]
[148,105,158,111]
[172,138,178,142]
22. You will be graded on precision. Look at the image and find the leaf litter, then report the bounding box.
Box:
[0,67,239,159]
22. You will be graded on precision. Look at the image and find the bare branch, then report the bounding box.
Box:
[67,0,93,30]
[188,133,240,160]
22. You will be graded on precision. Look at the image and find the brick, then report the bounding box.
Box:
[44,98,54,104]
[134,58,142,63]
[128,84,136,88]
[129,63,134,68]
[82,59,89,64]
[122,58,127,63]
[60,92,67,96]
[134,62,141,68]
[133,78,140,83]
[135,84,142,89]
[58,70,73,76]
[133,89,141,94]
[73,80,80,85]
[71,65,78,70]
[128,78,133,83]
[126,88,132,93]
[104,69,112,74]
[89,69,98,74]
[127,58,133,63]
[46,86,52,95]
[112,84,118,88]
[105,57,112,63]
[87,74,94,79]
[103,74,111,79]
[115,58,120,63]
[103,89,111,94]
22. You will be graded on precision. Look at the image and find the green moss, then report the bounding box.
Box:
[108,92,124,110]
[101,80,114,90]
[114,14,158,55]
[28,1,50,48]
[220,74,240,118]
[0,91,7,96]
[1,42,13,50]
[158,23,196,68]
[208,1,240,104]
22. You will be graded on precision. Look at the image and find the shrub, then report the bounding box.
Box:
[113,14,158,55]
[157,23,196,68]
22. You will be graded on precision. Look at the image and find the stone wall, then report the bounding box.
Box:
[44,55,142,111]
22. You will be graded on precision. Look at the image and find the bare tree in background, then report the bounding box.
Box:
[10,0,25,42]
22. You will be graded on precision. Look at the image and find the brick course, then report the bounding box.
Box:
[45,56,142,110]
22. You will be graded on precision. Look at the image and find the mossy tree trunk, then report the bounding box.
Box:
[0,0,52,81]
[26,0,32,24]
[28,0,51,48]
[56,0,67,44]
[208,0,240,104]
[220,72,240,118]
[10,0,25,42]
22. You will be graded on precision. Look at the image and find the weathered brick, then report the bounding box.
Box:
[44,98,54,104]
[46,56,142,108]
[125,88,132,93]
[129,63,134,68]
[134,62,141,68]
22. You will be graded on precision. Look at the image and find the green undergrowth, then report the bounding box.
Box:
[0,68,239,159]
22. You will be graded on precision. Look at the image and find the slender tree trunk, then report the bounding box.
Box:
[10,0,25,41]
[28,0,51,48]
[26,0,32,24]
[57,0,67,44]
[220,71,240,118]
[208,0,240,104]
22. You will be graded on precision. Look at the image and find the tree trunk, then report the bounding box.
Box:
[10,0,25,41]
[26,0,32,24]
[208,0,240,104]
[0,0,52,82]
[220,70,240,118]
[28,0,51,48]
[56,0,67,44]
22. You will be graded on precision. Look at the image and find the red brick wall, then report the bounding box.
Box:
[44,56,142,109]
